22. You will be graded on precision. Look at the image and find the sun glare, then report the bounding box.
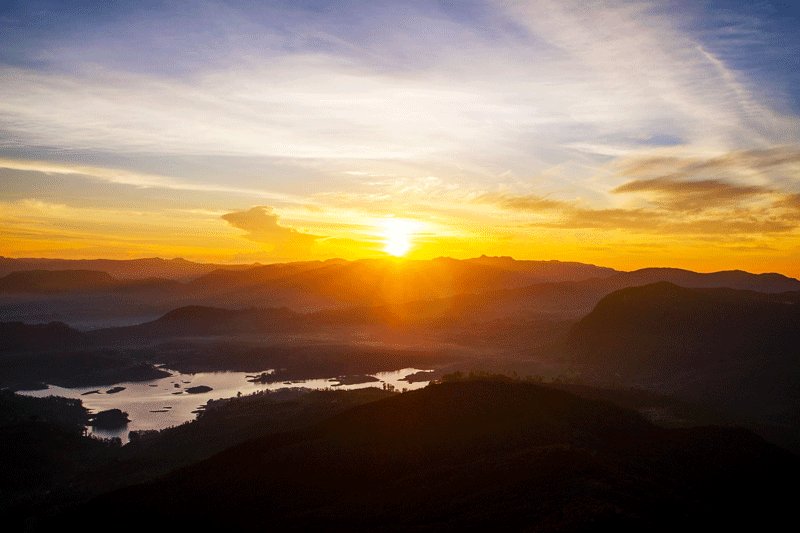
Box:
[381,218,417,257]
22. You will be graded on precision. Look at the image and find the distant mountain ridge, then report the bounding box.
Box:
[182,257,619,307]
[0,269,184,294]
[0,256,257,281]
[610,267,800,293]
[104,305,303,338]
[2,255,797,288]
[0,270,118,293]
[1,257,799,330]
[2,257,797,301]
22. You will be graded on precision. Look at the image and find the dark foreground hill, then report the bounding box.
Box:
[59,380,798,532]
[0,391,118,510]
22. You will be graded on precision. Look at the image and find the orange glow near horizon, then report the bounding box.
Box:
[2,194,800,278]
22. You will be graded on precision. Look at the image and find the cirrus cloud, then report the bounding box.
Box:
[480,146,800,236]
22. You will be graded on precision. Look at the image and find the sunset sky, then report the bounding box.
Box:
[2,1,800,275]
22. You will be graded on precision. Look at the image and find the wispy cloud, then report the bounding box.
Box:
[613,178,773,213]
[1,2,797,170]
[481,145,800,236]
[477,192,566,213]
[483,193,799,235]
[500,0,800,149]
[0,158,301,203]
[614,146,800,185]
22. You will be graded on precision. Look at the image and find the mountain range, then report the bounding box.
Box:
[3,256,800,529]
[1,257,798,329]
[3,257,800,449]
[0,256,256,281]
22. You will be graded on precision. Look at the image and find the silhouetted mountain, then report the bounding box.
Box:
[466,255,619,279]
[188,259,339,290]
[0,258,615,327]
[0,269,183,295]
[567,282,800,448]
[108,305,302,338]
[409,267,800,324]
[0,321,84,352]
[0,320,172,389]
[280,264,800,329]
[0,256,256,281]
[184,257,617,307]
[568,282,800,371]
[399,278,612,322]
[288,257,608,303]
[62,379,798,531]
[0,349,169,390]
[3,256,614,303]
[612,267,800,292]
[0,391,116,512]
[173,257,800,313]
[3,258,798,330]
[1,388,395,528]
[0,303,455,384]
[0,270,118,293]
[95,301,475,342]
[185,263,791,314]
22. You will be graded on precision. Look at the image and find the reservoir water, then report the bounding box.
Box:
[21,367,432,443]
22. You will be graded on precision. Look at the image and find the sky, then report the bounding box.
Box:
[1,0,800,275]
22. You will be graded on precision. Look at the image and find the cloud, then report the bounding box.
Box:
[552,207,798,235]
[615,146,800,184]
[613,177,773,213]
[482,189,800,235]
[476,193,567,212]
[614,177,770,197]
[0,197,274,261]
[480,146,800,236]
[609,146,800,215]
[1,1,798,178]
[776,193,800,210]
[221,206,319,247]
[500,1,800,148]
[0,158,301,203]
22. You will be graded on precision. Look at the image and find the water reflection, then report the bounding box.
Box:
[21,367,432,443]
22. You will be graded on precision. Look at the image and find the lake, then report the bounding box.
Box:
[21,367,432,443]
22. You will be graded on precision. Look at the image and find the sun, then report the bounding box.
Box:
[381,218,416,257]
